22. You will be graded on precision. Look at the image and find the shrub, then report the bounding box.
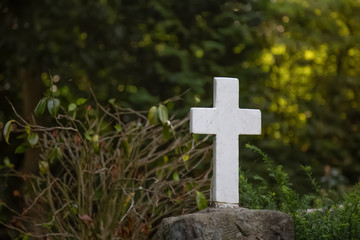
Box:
[241,144,360,239]
[1,96,211,239]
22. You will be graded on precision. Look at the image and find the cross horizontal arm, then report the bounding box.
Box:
[190,108,217,134]
[235,109,262,135]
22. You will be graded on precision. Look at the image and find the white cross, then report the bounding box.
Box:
[190,77,261,205]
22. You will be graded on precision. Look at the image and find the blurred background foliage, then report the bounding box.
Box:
[1,0,360,210]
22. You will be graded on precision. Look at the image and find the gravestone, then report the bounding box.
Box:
[157,77,294,240]
[190,77,261,206]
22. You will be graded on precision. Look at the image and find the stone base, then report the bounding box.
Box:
[156,207,294,240]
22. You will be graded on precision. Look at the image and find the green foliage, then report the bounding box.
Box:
[158,104,168,125]
[1,157,14,169]
[34,97,48,116]
[195,191,208,211]
[293,186,360,240]
[2,0,360,237]
[14,145,26,154]
[148,103,170,126]
[33,96,62,117]
[2,0,360,193]
[250,0,360,188]
[27,132,39,147]
[75,98,87,106]
[68,103,76,112]
[47,98,60,117]
[2,97,211,239]
[3,120,14,144]
[241,144,360,239]
[148,106,159,125]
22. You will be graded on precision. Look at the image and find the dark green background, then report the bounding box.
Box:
[1,0,360,196]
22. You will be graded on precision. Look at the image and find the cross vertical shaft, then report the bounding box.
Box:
[212,133,239,204]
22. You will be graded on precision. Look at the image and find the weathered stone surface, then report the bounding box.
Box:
[156,207,294,240]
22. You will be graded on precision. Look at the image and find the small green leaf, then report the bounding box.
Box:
[76,98,87,106]
[92,135,100,154]
[92,142,100,154]
[39,161,49,174]
[162,124,173,141]
[4,157,14,168]
[68,103,77,112]
[34,97,48,116]
[25,125,31,135]
[172,172,179,182]
[21,233,31,240]
[47,98,60,117]
[56,147,63,159]
[84,133,92,141]
[196,191,207,210]
[108,98,116,105]
[192,134,199,142]
[114,125,122,132]
[148,106,158,125]
[15,145,27,154]
[4,120,14,144]
[194,95,201,103]
[49,147,62,164]
[186,182,194,191]
[182,155,189,162]
[166,101,174,110]
[121,140,130,158]
[70,204,78,215]
[27,133,39,147]
[158,104,168,124]
[92,135,99,143]
[42,222,54,230]
[70,111,77,119]
[16,134,27,139]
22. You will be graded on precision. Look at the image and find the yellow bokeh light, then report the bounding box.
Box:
[271,44,287,55]
[261,51,275,65]
[314,9,322,15]
[282,16,290,23]
[194,49,204,58]
[304,50,315,60]
[233,44,245,54]
[298,113,306,122]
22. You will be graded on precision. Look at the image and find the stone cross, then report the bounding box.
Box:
[190,77,261,206]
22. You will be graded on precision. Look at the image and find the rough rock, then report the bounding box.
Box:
[156,207,294,240]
